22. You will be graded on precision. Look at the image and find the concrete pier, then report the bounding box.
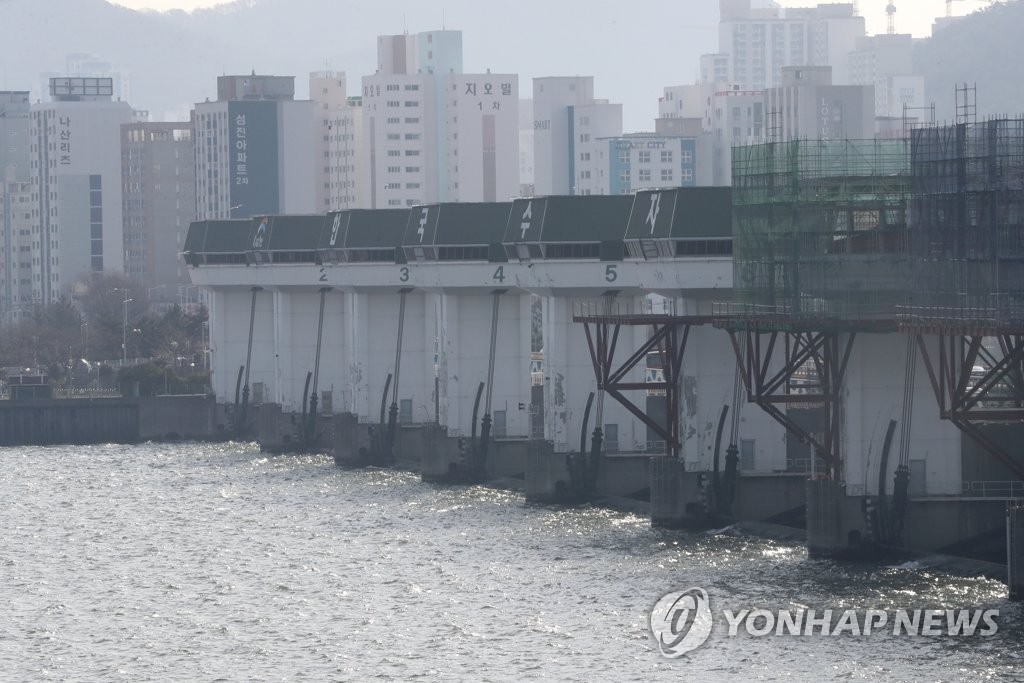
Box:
[806,478,854,558]
[524,440,566,502]
[650,456,701,527]
[1009,502,1024,601]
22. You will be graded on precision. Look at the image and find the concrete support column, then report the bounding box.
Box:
[272,290,293,410]
[1009,501,1024,601]
[524,440,566,501]
[344,292,370,420]
[802,479,851,557]
[650,456,689,527]
[438,294,459,432]
[208,289,228,400]
[542,296,572,451]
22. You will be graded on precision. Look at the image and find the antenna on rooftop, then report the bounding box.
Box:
[886,2,896,34]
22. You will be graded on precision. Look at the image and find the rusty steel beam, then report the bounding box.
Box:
[915,332,1024,480]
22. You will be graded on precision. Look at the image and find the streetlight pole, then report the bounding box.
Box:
[122,296,132,363]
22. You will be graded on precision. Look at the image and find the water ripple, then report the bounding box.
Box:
[0,443,1018,681]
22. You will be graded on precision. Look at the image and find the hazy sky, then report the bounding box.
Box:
[111,0,996,37]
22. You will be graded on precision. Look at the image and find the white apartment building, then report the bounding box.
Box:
[0,91,32,323]
[572,102,624,195]
[29,77,132,305]
[533,76,623,196]
[362,70,437,208]
[0,180,33,323]
[575,133,699,196]
[519,99,535,196]
[310,71,367,210]
[713,0,865,90]
[700,54,731,86]
[362,31,519,207]
[445,73,519,202]
[849,34,925,119]
[193,74,316,220]
[657,82,765,186]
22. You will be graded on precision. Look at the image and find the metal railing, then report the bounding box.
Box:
[961,480,1024,499]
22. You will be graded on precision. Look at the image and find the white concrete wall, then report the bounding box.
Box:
[358,291,433,425]
[439,292,532,438]
[680,323,788,473]
[843,333,962,496]
[272,289,344,411]
[543,296,649,454]
[209,288,275,404]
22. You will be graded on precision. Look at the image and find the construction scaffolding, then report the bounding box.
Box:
[908,117,1024,323]
[731,139,910,322]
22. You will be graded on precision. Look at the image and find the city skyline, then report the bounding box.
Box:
[109,0,997,38]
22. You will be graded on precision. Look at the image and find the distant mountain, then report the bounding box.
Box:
[914,1,1024,122]
[0,0,721,129]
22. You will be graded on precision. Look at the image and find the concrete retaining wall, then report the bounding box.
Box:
[0,400,139,445]
[138,395,218,440]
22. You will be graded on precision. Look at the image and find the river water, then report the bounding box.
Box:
[0,442,1020,681]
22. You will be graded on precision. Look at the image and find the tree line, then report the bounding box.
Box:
[0,273,209,394]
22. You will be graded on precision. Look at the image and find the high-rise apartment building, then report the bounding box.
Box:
[310,71,367,211]
[532,76,623,196]
[29,77,132,305]
[849,33,925,120]
[193,74,315,220]
[518,99,535,196]
[445,73,520,202]
[572,101,624,194]
[121,121,195,302]
[362,31,519,207]
[712,0,864,91]
[0,91,32,323]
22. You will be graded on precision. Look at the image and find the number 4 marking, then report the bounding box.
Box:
[493,266,505,282]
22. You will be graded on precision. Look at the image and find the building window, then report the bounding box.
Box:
[638,151,650,164]
[660,169,673,182]
[639,169,651,182]
[660,150,672,163]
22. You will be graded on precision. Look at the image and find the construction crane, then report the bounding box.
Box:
[887,1,897,34]
[946,0,996,19]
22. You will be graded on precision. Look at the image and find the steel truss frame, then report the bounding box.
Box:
[914,331,1024,480]
[577,314,712,459]
[725,326,856,480]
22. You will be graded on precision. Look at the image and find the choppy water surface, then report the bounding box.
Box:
[0,442,1020,681]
